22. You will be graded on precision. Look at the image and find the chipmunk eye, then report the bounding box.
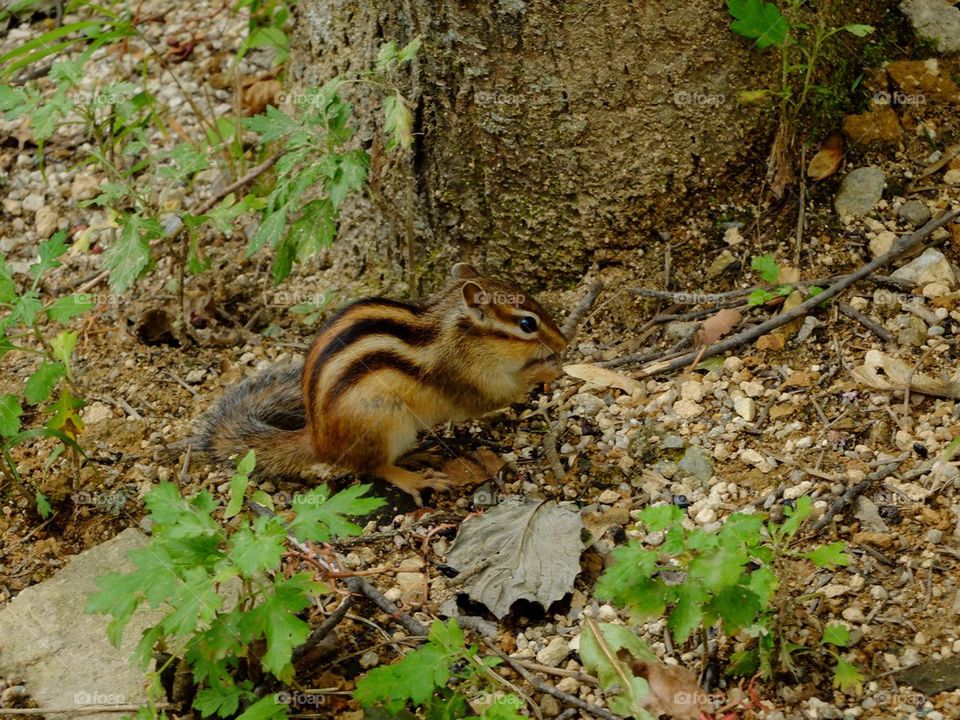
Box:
[518,315,538,334]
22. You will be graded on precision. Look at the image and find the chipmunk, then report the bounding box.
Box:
[193,263,568,503]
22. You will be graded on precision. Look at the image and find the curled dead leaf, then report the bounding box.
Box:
[807,133,844,181]
[564,363,645,394]
[440,448,505,488]
[851,349,960,398]
[243,79,282,115]
[618,649,712,720]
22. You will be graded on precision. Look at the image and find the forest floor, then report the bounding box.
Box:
[2,3,960,720]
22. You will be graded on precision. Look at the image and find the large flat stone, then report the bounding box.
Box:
[0,528,159,719]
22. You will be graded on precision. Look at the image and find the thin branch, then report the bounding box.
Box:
[562,279,604,339]
[633,207,960,377]
[838,302,892,342]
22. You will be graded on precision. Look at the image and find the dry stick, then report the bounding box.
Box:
[487,646,620,720]
[292,595,355,663]
[838,301,893,342]
[633,207,960,378]
[794,144,807,266]
[808,461,900,534]
[0,706,171,716]
[561,279,604,339]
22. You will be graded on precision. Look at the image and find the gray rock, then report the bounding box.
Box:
[661,434,685,449]
[0,529,160,720]
[897,199,932,228]
[678,446,713,483]
[835,167,886,218]
[900,0,960,54]
[663,321,698,344]
[891,248,958,288]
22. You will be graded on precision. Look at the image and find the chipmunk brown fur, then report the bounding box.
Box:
[194,263,567,502]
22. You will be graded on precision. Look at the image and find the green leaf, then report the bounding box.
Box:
[383,91,413,151]
[375,41,399,72]
[248,206,288,256]
[290,199,336,262]
[224,474,249,520]
[236,693,288,720]
[160,567,222,638]
[397,37,422,63]
[50,330,77,367]
[243,105,299,143]
[7,290,43,326]
[707,584,764,634]
[106,214,161,293]
[689,544,748,591]
[668,582,707,642]
[228,516,287,577]
[806,541,850,568]
[637,503,684,531]
[0,255,16,303]
[579,619,656,720]
[287,484,384,543]
[36,490,52,518]
[822,623,850,647]
[745,565,778,607]
[833,656,863,693]
[750,252,780,283]
[29,230,69,281]
[0,393,23,436]
[727,0,788,49]
[46,294,93,323]
[777,494,812,540]
[24,362,66,404]
[842,24,874,37]
[239,573,318,682]
[726,648,759,676]
[328,149,369,210]
[159,142,209,182]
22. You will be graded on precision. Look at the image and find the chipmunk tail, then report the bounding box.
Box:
[190,363,317,476]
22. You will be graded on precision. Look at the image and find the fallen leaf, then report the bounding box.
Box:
[696,307,742,345]
[851,349,960,399]
[768,403,796,419]
[778,266,801,284]
[579,619,658,719]
[244,79,282,115]
[621,651,711,720]
[756,290,805,349]
[807,133,844,181]
[445,499,583,619]
[782,370,819,388]
[564,363,645,394]
[440,448,505,488]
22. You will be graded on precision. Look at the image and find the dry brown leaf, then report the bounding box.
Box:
[851,349,960,399]
[243,79,282,115]
[563,363,645,394]
[783,370,819,388]
[440,448,505,488]
[756,290,805,350]
[617,649,711,720]
[806,133,844,181]
[696,307,742,345]
[778,266,801,284]
[769,403,796,419]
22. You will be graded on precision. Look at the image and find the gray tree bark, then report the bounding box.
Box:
[288,1,778,290]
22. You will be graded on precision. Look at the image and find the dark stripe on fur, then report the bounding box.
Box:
[326,350,430,405]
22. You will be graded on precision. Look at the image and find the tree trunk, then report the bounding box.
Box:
[287,1,777,290]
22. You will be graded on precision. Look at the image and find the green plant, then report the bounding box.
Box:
[353,618,526,719]
[87,451,385,719]
[597,497,862,692]
[747,252,823,306]
[1,3,420,297]
[0,231,93,516]
[727,1,873,192]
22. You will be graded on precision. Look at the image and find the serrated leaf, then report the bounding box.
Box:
[50,330,77,367]
[833,657,863,693]
[689,544,748,591]
[0,255,16,303]
[822,623,850,647]
[0,393,23,437]
[397,37,421,63]
[727,0,788,49]
[236,693,288,720]
[375,41,398,72]
[327,149,369,210]
[751,252,780,283]
[806,541,850,568]
[46,294,93,323]
[8,290,43,326]
[248,206,288,256]
[777,494,812,539]
[637,503,684,531]
[290,199,336,262]
[243,105,299,143]
[383,91,413,151]
[228,517,287,577]
[668,582,707,642]
[29,230,69,280]
[706,584,764,634]
[287,483,383,542]
[579,619,656,720]
[24,362,66,404]
[106,214,161,293]
[224,473,249,519]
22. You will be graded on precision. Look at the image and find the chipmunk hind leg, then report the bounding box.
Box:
[373,464,450,506]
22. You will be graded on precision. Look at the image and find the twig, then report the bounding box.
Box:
[561,279,604,339]
[794,145,806,266]
[838,302,892,342]
[487,646,620,720]
[293,595,355,662]
[808,461,900,534]
[633,207,960,377]
[541,411,566,482]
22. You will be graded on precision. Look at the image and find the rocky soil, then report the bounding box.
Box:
[2,2,960,720]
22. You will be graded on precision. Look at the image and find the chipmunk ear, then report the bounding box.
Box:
[451,263,480,280]
[460,280,488,320]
